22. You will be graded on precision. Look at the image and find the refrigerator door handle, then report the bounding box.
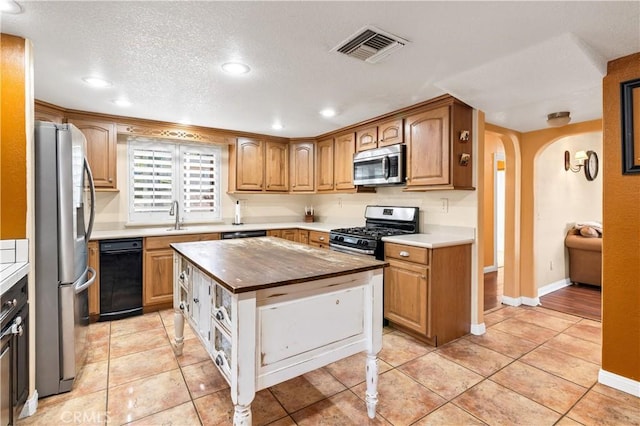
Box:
[84,157,96,243]
[74,267,96,294]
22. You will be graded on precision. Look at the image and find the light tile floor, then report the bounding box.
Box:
[18,305,640,425]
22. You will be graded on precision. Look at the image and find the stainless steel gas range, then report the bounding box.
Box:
[329,206,419,260]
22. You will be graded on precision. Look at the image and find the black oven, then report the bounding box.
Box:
[1,275,29,426]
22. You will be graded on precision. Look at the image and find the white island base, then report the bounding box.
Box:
[172,253,383,425]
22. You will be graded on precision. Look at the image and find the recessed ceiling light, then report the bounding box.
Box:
[221,62,250,75]
[0,0,22,14]
[320,108,336,118]
[82,76,112,88]
[272,123,284,130]
[112,99,131,107]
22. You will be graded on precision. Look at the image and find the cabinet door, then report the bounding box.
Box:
[378,118,404,147]
[236,138,264,190]
[143,249,175,307]
[316,138,334,191]
[68,118,117,190]
[267,229,283,238]
[334,133,355,190]
[265,141,288,192]
[281,229,297,241]
[290,142,315,192]
[298,230,309,245]
[87,241,100,317]
[356,126,378,152]
[384,258,429,335]
[405,106,450,187]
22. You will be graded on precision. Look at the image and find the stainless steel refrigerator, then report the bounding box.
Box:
[34,121,96,397]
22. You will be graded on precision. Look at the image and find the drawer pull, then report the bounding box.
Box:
[399,251,410,257]
[319,236,325,241]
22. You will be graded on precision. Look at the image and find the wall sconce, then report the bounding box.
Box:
[547,111,571,127]
[564,150,588,172]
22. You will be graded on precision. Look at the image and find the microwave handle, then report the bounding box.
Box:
[382,156,390,179]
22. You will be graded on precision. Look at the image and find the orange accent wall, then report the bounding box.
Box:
[1,34,27,239]
[602,52,640,381]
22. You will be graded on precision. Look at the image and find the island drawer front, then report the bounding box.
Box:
[209,321,232,385]
[212,283,233,332]
[385,243,429,264]
[258,286,365,367]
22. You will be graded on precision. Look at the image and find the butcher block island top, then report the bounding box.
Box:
[171,236,386,425]
[170,236,387,293]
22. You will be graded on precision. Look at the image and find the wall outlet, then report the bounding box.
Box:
[550,261,553,271]
[440,198,449,213]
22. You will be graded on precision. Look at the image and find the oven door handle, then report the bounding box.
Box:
[329,243,375,256]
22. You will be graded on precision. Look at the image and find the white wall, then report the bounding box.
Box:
[534,132,602,289]
[93,136,478,232]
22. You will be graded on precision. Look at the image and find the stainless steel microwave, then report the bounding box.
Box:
[353,144,405,186]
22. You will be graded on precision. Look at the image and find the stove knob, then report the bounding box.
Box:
[338,236,344,242]
[363,241,369,246]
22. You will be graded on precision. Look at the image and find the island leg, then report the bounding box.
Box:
[365,353,379,418]
[233,404,252,426]
[173,309,185,356]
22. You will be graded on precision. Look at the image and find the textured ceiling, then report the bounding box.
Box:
[2,1,639,136]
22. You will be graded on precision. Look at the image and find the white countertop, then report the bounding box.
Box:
[1,239,30,296]
[90,222,342,240]
[382,233,475,249]
[91,222,475,249]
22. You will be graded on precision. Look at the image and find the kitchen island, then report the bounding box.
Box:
[171,237,387,425]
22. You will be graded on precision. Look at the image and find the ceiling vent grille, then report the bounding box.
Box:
[332,26,408,64]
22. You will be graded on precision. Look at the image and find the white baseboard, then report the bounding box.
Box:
[470,323,486,335]
[521,296,540,306]
[19,389,38,418]
[538,278,571,297]
[500,296,521,307]
[598,369,640,397]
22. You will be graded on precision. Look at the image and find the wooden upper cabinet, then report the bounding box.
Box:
[265,141,288,192]
[316,138,334,192]
[405,106,450,187]
[290,141,315,192]
[378,118,404,147]
[355,119,404,152]
[334,133,355,190]
[67,117,117,190]
[34,101,65,124]
[235,138,264,191]
[355,126,378,152]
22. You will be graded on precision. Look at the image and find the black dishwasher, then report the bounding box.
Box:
[99,238,143,321]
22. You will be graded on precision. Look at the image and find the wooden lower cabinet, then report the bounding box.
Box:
[384,242,471,346]
[143,233,219,310]
[298,229,309,245]
[308,231,329,249]
[267,229,297,242]
[87,241,100,320]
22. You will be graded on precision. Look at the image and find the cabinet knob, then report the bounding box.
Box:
[319,237,325,241]
[215,310,224,321]
[193,298,199,304]
[215,354,224,366]
[421,275,426,280]
[399,251,410,257]
[108,178,113,182]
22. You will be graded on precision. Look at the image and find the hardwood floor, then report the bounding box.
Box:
[539,283,602,321]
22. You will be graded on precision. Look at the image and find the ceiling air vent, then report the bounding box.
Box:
[332,26,408,64]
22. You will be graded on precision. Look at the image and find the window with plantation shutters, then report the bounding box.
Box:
[128,137,221,223]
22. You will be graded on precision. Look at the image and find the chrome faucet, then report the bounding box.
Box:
[169,200,180,230]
